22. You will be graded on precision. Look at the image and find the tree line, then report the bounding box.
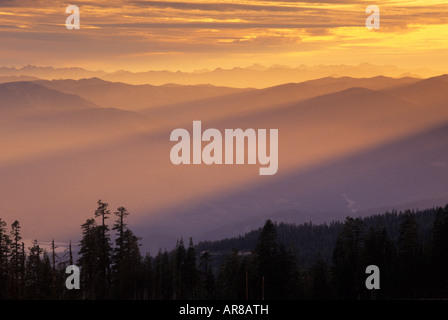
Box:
[0,200,447,299]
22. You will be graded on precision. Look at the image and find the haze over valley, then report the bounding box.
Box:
[1,69,448,253]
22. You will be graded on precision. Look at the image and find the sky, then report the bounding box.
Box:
[0,0,447,72]
[1,0,448,251]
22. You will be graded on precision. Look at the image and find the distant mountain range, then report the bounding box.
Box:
[1,73,448,255]
[0,63,437,88]
[33,78,248,111]
[130,74,448,252]
[0,81,97,115]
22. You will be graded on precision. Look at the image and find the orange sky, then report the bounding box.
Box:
[0,0,447,72]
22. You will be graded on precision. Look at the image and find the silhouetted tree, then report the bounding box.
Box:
[216,248,246,299]
[0,219,10,299]
[198,251,215,299]
[173,238,186,299]
[397,211,420,299]
[94,200,112,298]
[9,220,24,299]
[332,217,364,299]
[252,220,296,300]
[1,202,447,300]
[307,254,331,299]
[78,218,101,299]
[114,229,141,299]
[142,253,154,300]
[25,240,43,299]
[153,250,171,299]
[111,206,142,299]
[39,251,54,299]
[430,205,448,297]
[360,226,396,299]
[183,238,199,299]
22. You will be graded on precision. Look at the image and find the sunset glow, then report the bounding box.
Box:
[0,0,447,72]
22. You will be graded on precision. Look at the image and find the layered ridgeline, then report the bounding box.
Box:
[195,206,437,269]
[2,75,448,254]
[0,64,436,88]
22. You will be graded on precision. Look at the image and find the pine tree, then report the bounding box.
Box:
[331,217,364,299]
[253,220,278,299]
[25,240,43,299]
[153,250,164,299]
[183,238,199,298]
[198,251,215,299]
[253,220,292,300]
[113,228,141,299]
[112,206,142,299]
[397,211,420,298]
[94,200,112,298]
[277,244,300,299]
[68,240,74,266]
[39,251,54,299]
[173,238,186,299]
[430,205,448,297]
[0,218,10,299]
[216,248,246,299]
[153,250,171,299]
[9,220,24,299]
[142,253,154,300]
[78,218,101,299]
[307,254,331,299]
[360,226,396,299]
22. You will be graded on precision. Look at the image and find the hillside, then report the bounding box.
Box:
[133,75,448,253]
[0,81,97,115]
[195,206,439,269]
[0,64,434,88]
[1,75,448,255]
[34,78,249,111]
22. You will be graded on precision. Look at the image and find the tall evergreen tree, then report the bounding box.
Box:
[307,254,331,300]
[331,217,364,299]
[9,220,24,299]
[78,218,101,299]
[113,207,129,254]
[93,200,112,299]
[39,251,54,299]
[111,206,142,299]
[430,205,448,297]
[173,238,186,299]
[112,206,128,298]
[0,219,10,299]
[198,251,215,299]
[142,253,154,300]
[253,220,290,300]
[25,240,43,299]
[153,250,172,299]
[117,229,141,299]
[360,226,396,299]
[183,238,199,299]
[397,211,420,299]
[216,248,246,299]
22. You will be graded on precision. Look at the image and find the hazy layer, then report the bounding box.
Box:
[1,75,448,253]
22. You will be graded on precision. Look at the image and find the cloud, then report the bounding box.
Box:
[128,0,370,8]
[0,0,447,71]
[128,1,301,12]
[0,0,18,7]
[91,22,356,29]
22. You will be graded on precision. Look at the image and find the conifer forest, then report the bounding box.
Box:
[0,200,447,300]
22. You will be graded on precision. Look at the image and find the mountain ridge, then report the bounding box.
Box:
[0,81,97,115]
[0,64,437,88]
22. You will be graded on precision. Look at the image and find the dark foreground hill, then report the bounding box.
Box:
[196,206,438,269]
